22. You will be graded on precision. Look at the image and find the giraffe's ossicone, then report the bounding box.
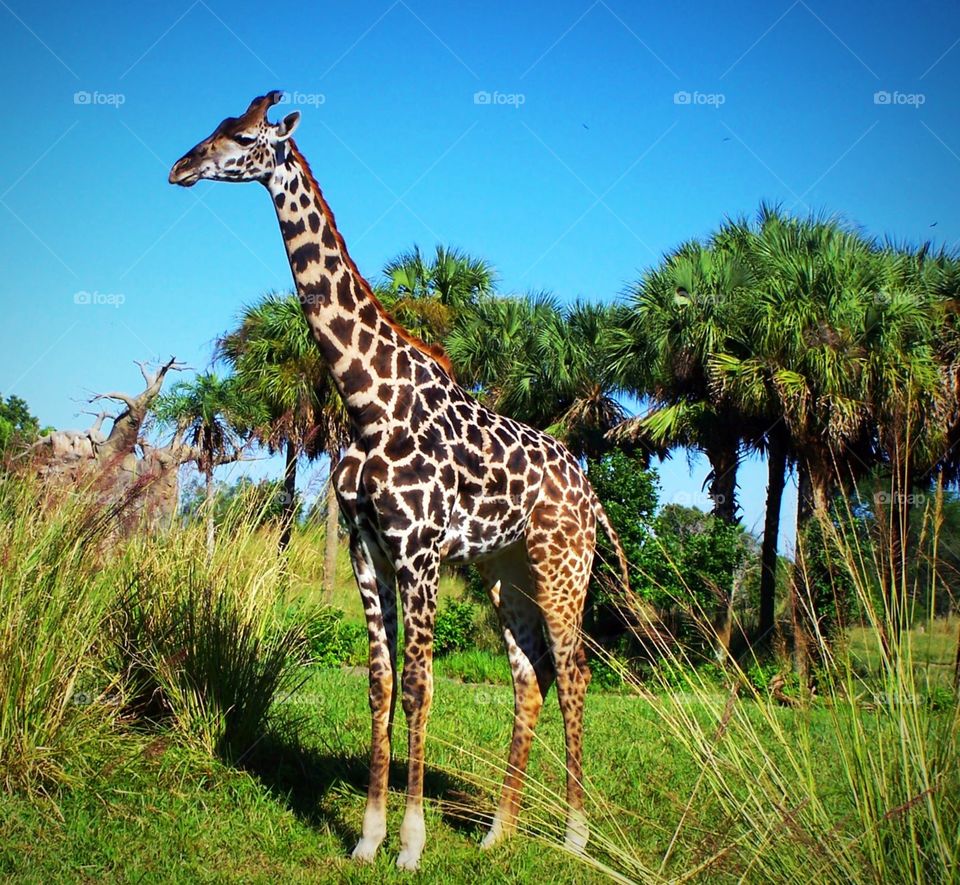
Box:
[170,91,633,872]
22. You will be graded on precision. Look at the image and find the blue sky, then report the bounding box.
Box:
[2,0,959,549]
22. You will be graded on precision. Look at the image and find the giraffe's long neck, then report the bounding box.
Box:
[265,142,451,432]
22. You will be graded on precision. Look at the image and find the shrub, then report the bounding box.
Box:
[587,652,631,691]
[111,530,308,762]
[0,476,120,793]
[433,599,477,657]
[300,607,366,668]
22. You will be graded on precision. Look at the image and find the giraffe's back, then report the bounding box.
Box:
[439,393,596,565]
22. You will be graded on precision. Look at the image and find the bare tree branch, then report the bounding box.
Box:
[90,391,137,410]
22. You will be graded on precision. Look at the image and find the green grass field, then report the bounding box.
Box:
[1,479,957,883]
[3,656,956,883]
[0,667,850,883]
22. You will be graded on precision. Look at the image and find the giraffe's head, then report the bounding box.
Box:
[169,91,300,187]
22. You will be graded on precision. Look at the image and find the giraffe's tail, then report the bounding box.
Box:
[590,492,666,647]
[590,494,631,594]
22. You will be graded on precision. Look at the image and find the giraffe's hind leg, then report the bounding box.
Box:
[527,504,595,854]
[477,542,555,849]
[346,525,398,863]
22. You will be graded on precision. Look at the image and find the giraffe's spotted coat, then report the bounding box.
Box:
[169,91,633,871]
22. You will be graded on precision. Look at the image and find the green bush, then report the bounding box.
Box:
[433,598,477,657]
[112,536,308,762]
[300,607,366,668]
[587,450,752,654]
[0,477,120,793]
[587,652,630,691]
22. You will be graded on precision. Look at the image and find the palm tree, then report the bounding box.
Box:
[708,211,796,641]
[859,243,957,639]
[376,245,497,345]
[154,372,261,558]
[611,239,755,523]
[218,292,350,589]
[607,239,760,656]
[721,209,880,671]
[446,294,626,459]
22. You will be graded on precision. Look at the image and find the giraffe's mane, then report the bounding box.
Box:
[287,142,455,380]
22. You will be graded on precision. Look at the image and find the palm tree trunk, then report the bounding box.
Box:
[758,427,788,642]
[888,453,912,646]
[204,463,215,561]
[279,440,298,553]
[323,450,341,602]
[705,440,739,660]
[791,462,814,680]
[707,441,739,523]
[793,459,836,681]
[202,425,215,561]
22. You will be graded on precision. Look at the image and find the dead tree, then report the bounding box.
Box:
[32,358,197,532]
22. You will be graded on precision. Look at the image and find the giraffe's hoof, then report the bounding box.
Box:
[351,839,380,863]
[564,812,589,855]
[395,848,422,871]
[479,819,512,850]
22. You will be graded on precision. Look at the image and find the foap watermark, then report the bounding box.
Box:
[873,90,925,108]
[74,289,125,308]
[279,91,326,108]
[474,688,509,707]
[74,90,126,107]
[71,689,119,707]
[474,90,526,108]
[873,289,921,308]
[674,90,725,108]
[875,490,928,506]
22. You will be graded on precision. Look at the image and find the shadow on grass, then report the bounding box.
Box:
[236,727,489,853]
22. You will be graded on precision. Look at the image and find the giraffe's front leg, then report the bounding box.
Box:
[346,526,397,864]
[394,552,441,871]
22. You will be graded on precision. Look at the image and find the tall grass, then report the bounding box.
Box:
[565,487,960,882]
[112,511,309,760]
[3,465,957,882]
[0,478,121,792]
[0,474,309,790]
[414,485,958,882]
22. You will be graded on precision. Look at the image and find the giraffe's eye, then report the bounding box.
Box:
[231,134,257,146]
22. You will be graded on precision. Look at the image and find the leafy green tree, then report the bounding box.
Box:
[154,373,262,557]
[0,395,48,455]
[860,244,956,632]
[611,239,755,522]
[180,475,299,529]
[587,449,751,658]
[376,245,497,344]
[218,292,349,569]
[711,209,876,657]
[448,295,625,458]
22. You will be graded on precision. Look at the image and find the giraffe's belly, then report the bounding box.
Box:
[441,500,530,564]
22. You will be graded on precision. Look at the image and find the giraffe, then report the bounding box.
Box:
[169,91,632,871]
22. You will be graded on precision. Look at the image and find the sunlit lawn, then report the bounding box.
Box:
[1,663,901,883]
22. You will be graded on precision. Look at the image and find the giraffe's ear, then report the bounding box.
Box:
[277,111,300,141]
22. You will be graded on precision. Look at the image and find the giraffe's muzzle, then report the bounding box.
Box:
[168,154,201,187]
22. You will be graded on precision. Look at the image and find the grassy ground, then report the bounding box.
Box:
[2,481,957,883]
[0,670,683,883]
[847,617,958,687]
[4,661,938,884]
